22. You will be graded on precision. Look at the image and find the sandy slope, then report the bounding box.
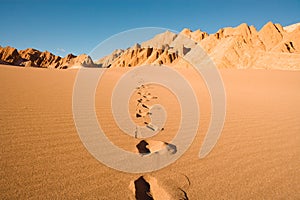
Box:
[0,65,299,199]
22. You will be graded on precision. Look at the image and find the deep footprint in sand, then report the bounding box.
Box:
[136,140,177,155]
[136,140,151,155]
[133,176,154,200]
[129,174,189,200]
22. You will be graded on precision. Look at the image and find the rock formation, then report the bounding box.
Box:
[0,46,25,65]
[1,22,299,70]
[95,49,124,67]
[0,46,97,69]
[96,22,300,70]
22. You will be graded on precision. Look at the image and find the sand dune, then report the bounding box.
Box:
[0,64,299,199]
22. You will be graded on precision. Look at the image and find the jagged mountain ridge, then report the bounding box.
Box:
[97,22,300,70]
[1,22,299,69]
[0,46,97,69]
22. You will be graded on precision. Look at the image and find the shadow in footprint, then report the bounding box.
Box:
[165,142,177,154]
[134,176,154,200]
[136,140,151,155]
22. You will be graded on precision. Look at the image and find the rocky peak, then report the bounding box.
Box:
[19,48,41,61]
[0,46,24,65]
[258,21,284,50]
[0,46,96,69]
[141,30,177,49]
[180,28,208,42]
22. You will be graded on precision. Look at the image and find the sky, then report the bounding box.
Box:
[0,0,299,58]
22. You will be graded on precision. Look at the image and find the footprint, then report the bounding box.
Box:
[129,174,189,200]
[133,176,154,200]
[141,104,149,109]
[136,140,177,155]
[136,140,151,155]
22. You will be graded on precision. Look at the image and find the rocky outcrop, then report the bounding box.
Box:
[200,22,300,69]
[96,22,300,70]
[95,49,124,67]
[2,22,299,70]
[0,46,97,69]
[18,48,62,68]
[59,53,96,69]
[0,46,25,65]
[101,46,179,68]
[141,31,177,49]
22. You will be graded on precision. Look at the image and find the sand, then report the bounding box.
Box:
[0,64,299,199]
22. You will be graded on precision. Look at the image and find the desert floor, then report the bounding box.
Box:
[0,65,299,199]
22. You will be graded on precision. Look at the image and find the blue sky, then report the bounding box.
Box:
[0,0,299,58]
